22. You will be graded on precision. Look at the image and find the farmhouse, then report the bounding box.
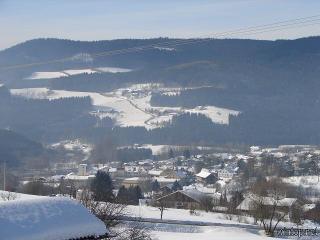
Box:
[236,195,301,220]
[0,197,108,240]
[196,168,218,185]
[156,189,207,209]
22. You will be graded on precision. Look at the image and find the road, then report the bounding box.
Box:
[121,216,261,230]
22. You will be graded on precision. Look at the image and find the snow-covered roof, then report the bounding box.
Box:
[183,184,216,195]
[237,196,297,211]
[65,172,95,180]
[0,197,107,240]
[196,169,213,179]
[148,169,163,176]
[154,177,178,183]
[157,189,206,203]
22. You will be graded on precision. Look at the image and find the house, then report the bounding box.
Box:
[156,189,206,210]
[304,204,320,223]
[196,168,218,185]
[236,195,301,220]
[158,183,175,196]
[64,172,95,189]
[0,197,108,240]
[122,177,141,188]
[154,176,179,187]
[148,169,163,177]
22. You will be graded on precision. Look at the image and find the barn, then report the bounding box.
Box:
[156,189,206,210]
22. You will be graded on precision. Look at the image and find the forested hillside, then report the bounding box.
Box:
[1,37,320,146]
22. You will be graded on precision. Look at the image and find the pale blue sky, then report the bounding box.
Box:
[0,0,320,49]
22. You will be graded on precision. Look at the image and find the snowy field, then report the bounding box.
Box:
[151,226,274,240]
[127,205,280,240]
[26,67,132,80]
[127,205,320,240]
[125,144,214,155]
[10,84,239,128]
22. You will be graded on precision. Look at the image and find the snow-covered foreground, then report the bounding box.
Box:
[128,205,249,225]
[127,206,280,240]
[26,67,132,79]
[151,226,274,240]
[10,84,239,128]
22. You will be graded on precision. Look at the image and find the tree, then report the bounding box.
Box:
[219,189,228,206]
[200,196,214,212]
[152,180,160,192]
[228,191,244,214]
[291,204,304,226]
[117,185,129,204]
[249,178,289,236]
[79,185,150,240]
[117,185,143,205]
[118,222,152,240]
[91,171,114,202]
[156,201,166,220]
[168,148,174,159]
[171,180,182,191]
[183,149,191,159]
[0,191,17,201]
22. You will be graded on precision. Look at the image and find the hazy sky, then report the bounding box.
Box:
[1,0,320,49]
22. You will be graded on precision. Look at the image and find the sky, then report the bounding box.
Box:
[0,0,320,50]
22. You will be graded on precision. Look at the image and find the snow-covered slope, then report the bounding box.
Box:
[26,67,132,80]
[10,84,239,128]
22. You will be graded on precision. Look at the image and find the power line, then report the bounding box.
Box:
[1,15,320,71]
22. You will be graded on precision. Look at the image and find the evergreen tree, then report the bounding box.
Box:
[117,185,128,203]
[134,186,144,202]
[168,148,174,159]
[183,149,191,159]
[152,180,160,192]
[91,171,114,202]
[171,180,182,191]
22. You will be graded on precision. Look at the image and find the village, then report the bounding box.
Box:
[5,143,318,234]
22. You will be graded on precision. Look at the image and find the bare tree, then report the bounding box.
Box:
[155,201,166,220]
[78,190,151,240]
[200,196,213,212]
[291,204,304,226]
[249,178,289,236]
[114,222,152,240]
[0,191,17,201]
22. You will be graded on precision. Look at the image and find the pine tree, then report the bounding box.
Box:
[91,171,114,202]
[183,149,191,159]
[117,185,128,203]
[168,148,174,159]
[171,180,182,191]
[152,180,160,192]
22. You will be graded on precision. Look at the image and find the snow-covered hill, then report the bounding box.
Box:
[10,84,239,129]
